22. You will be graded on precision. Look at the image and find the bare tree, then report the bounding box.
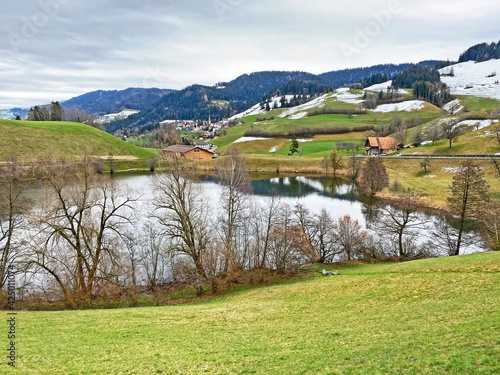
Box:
[63,107,102,130]
[134,222,174,303]
[348,155,363,182]
[447,160,489,255]
[216,147,252,272]
[320,155,330,175]
[312,209,339,263]
[153,158,211,279]
[374,190,425,257]
[394,124,408,146]
[360,158,389,195]
[252,191,281,270]
[431,215,461,257]
[0,156,27,288]
[420,158,431,173]
[447,100,460,115]
[491,157,500,178]
[492,126,500,145]
[268,203,308,273]
[481,200,500,251]
[441,119,460,149]
[428,125,441,144]
[293,203,317,261]
[333,215,367,261]
[29,157,137,307]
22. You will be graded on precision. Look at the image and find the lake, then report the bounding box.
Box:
[113,172,484,256]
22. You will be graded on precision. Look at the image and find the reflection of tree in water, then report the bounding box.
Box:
[361,200,377,225]
[321,177,344,197]
[248,176,366,201]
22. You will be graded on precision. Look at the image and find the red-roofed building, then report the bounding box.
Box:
[364,137,397,156]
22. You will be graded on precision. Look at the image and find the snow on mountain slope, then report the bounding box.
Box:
[0,109,14,120]
[229,95,296,120]
[229,103,263,120]
[443,99,463,114]
[331,88,364,104]
[439,59,500,99]
[372,100,425,113]
[364,81,408,94]
[98,109,140,124]
[279,94,328,118]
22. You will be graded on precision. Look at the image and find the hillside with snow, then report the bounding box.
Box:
[364,81,408,94]
[439,59,500,99]
[229,95,296,120]
[0,109,14,120]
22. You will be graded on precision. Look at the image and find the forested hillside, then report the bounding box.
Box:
[62,87,175,115]
[458,40,500,62]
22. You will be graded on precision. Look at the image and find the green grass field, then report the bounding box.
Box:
[211,96,443,153]
[9,252,500,374]
[457,96,500,113]
[400,123,500,156]
[0,120,158,168]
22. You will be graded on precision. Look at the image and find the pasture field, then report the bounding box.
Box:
[8,252,500,374]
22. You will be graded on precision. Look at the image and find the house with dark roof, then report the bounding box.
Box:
[364,137,397,156]
[162,145,215,161]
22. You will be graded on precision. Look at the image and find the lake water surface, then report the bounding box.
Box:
[112,172,484,255]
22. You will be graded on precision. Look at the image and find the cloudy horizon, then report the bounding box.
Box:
[1,0,499,108]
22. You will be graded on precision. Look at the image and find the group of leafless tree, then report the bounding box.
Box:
[0,152,496,308]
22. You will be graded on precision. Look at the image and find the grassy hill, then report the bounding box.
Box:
[211,93,443,154]
[0,120,158,167]
[12,252,500,374]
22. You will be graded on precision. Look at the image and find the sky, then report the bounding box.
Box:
[0,0,499,108]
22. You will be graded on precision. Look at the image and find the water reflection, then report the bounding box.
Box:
[86,172,486,254]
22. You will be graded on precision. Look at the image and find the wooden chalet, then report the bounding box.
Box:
[162,145,215,161]
[364,137,397,156]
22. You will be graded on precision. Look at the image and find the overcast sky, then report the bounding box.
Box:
[1,0,499,108]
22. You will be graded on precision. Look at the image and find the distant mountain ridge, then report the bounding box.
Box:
[318,61,441,87]
[108,71,323,132]
[61,87,176,115]
[9,60,449,131]
[109,63,443,132]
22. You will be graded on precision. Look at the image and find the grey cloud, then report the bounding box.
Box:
[0,0,499,108]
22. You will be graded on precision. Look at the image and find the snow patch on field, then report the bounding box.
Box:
[373,100,426,113]
[279,94,328,118]
[290,112,307,120]
[424,175,437,178]
[443,99,463,114]
[99,109,140,123]
[229,103,262,120]
[297,139,313,143]
[269,146,278,153]
[332,88,364,104]
[364,80,408,94]
[442,167,465,173]
[233,137,269,144]
[439,59,500,99]
[457,119,499,131]
[230,95,297,120]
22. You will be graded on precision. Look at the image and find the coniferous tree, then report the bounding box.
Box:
[50,101,63,121]
[289,136,299,156]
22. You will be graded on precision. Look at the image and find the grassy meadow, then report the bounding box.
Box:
[7,252,500,374]
[0,120,159,170]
